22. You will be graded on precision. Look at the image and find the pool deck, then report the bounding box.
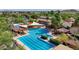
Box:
[13,33,31,50]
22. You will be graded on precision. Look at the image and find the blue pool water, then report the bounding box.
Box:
[18,28,55,50]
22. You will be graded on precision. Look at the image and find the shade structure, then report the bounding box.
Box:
[19,25,28,28]
[13,24,20,30]
[29,22,43,26]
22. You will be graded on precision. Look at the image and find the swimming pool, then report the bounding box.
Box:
[28,28,49,35]
[18,28,55,50]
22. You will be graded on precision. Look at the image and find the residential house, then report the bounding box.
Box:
[62,17,75,28]
[37,16,51,25]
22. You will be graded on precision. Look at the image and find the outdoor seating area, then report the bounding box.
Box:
[12,22,46,37]
[12,24,28,36]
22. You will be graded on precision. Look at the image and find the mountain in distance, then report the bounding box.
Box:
[0,9,79,12]
[61,9,79,12]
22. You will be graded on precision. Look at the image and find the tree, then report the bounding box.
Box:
[48,10,55,16]
[0,20,9,31]
[0,16,13,49]
[51,11,63,32]
[30,13,39,19]
[60,12,76,20]
[74,16,79,26]
[0,31,13,49]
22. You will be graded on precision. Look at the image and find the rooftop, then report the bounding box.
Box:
[54,44,73,50]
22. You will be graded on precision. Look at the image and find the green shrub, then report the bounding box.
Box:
[41,35,48,40]
[56,33,69,42]
[49,39,61,45]
[18,45,25,50]
[28,19,37,22]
